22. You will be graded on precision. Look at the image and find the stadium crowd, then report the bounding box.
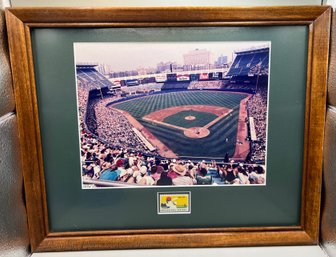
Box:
[247,87,267,163]
[94,97,156,155]
[77,69,268,188]
[188,80,223,90]
[77,82,89,117]
[78,81,159,182]
[249,63,269,76]
[82,150,266,186]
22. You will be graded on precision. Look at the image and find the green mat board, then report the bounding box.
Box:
[31,26,307,232]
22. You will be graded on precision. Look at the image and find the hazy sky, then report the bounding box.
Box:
[74,42,270,72]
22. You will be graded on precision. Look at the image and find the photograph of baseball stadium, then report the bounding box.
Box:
[75,42,270,188]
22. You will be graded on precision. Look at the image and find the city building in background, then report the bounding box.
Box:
[183,48,214,70]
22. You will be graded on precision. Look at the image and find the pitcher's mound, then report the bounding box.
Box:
[185,115,196,121]
[184,127,210,139]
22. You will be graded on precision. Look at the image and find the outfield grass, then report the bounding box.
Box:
[112,91,247,159]
[163,110,217,129]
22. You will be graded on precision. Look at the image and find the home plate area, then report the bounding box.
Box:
[143,106,232,139]
[183,127,210,139]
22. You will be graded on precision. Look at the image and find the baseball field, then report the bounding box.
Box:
[111,91,249,160]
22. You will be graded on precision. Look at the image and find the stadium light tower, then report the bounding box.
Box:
[255,62,262,93]
[98,87,104,100]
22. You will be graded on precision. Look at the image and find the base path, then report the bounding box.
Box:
[232,95,252,161]
[110,108,177,158]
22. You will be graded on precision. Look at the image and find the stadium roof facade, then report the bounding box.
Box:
[76,63,98,68]
[234,46,269,55]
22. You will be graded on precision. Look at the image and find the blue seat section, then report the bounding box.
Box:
[227,48,269,77]
[76,66,114,90]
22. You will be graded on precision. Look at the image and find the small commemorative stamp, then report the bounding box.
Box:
[157,192,191,215]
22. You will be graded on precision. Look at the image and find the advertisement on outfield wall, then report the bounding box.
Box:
[167,73,177,82]
[190,74,200,81]
[199,73,209,80]
[74,42,271,189]
[177,74,190,81]
[209,72,222,80]
[155,74,167,82]
[125,79,140,86]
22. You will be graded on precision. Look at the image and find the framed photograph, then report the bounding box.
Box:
[5,6,331,252]
[76,41,270,189]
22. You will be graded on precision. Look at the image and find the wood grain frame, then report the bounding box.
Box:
[5,6,331,252]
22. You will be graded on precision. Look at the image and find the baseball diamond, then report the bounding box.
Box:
[110,91,250,159]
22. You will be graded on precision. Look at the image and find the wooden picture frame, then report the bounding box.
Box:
[5,6,331,252]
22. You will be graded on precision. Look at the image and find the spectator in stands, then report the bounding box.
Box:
[223,164,239,184]
[186,164,196,181]
[196,168,212,185]
[82,161,94,178]
[171,164,194,186]
[157,172,173,186]
[237,165,250,184]
[153,159,164,174]
[136,166,155,185]
[99,164,119,181]
[248,166,265,184]
[150,166,161,181]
